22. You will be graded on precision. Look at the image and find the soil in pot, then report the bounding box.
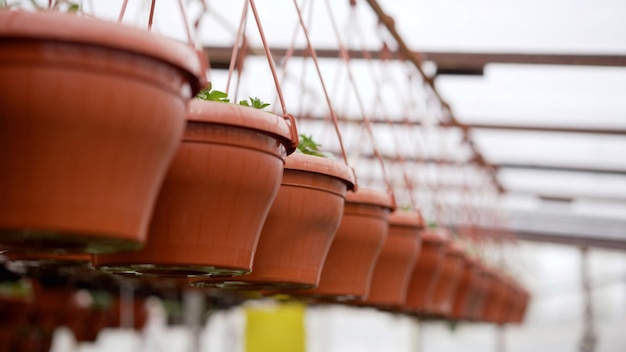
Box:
[93,99,297,278]
[295,188,394,301]
[192,152,355,289]
[0,11,202,253]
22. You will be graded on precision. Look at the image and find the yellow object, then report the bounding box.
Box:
[245,302,306,352]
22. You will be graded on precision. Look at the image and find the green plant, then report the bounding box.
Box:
[196,83,230,103]
[239,97,270,110]
[196,83,272,111]
[297,134,325,157]
[26,0,79,11]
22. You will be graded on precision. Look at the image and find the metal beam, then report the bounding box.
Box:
[297,115,626,136]
[508,230,626,252]
[337,152,626,176]
[203,46,626,70]
[496,163,626,176]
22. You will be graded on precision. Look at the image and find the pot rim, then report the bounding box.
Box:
[446,242,466,257]
[345,187,394,210]
[187,100,297,154]
[285,153,355,190]
[420,227,450,244]
[0,10,202,93]
[388,209,425,229]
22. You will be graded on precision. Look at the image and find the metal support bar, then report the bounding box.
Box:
[326,152,626,177]
[298,115,626,136]
[579,247,597,352]
[203,48,626,70]
[503,231,626,252]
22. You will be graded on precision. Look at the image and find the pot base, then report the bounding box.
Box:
[190,279,315,291]
[0,230,142,254]
[96,264,248,278]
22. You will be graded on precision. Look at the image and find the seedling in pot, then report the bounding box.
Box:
[297,134,326,158]
[196,82,230,103]
[196,83,275,112]
[239,97,270,110]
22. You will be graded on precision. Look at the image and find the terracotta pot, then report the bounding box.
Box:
[32,283,74,333]
[363,210,423,308]
[480,269,508,323]
[0,11,202,253]
[466,261,491,320]
[93,100,297,277]
[499,278,526,324]
[450,256,479,320]
[192,153,355,289]
[403,228,449,312]
[426,242,465,316]
[296,188,394,300]
[512,287,530,324]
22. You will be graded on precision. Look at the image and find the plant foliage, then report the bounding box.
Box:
[196,83,230,103]
[297,134,325,157]
[239,97,270,110]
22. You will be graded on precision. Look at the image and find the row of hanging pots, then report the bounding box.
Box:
[402,239,531,324]
[93,99,298,277]
[0,9,530,326]
[0,279,147,348]
[0,9,299,275]
[0,10,204,254]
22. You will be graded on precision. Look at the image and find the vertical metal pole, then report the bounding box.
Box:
[120,280,134,329]
[496,324,506,352]
[416,319,423,352]
[183,289,204,352]
[579,246,596,352]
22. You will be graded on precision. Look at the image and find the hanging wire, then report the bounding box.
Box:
[351,11,424,210]
[321,0,397,204]
[291,0,351,167]
[224,1,248,95]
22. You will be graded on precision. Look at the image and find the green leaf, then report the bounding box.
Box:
[297,134,326,157]
[238,97,270,110]
[196,86,230,103]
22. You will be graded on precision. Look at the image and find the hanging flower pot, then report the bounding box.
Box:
[362,210,423,308]
[192,152,355,289]
[403,228,449,313]
[426,242,466,316]
[499,279,519,324]
[296,188,394,301]
[93,99,298,277]
[465,260,491,320]
[450,256,480,320]
[511,286,530,324]
[479,267,507,323]
[0,11,202,253]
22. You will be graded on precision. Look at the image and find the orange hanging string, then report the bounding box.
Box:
[353,18,419,210]
[225,1,249,95]
[176,0,195,52]
[292,0,351,168]
[117,0,129,23]
[148,0,156,30]
[248,0,288,116]
[220,0,299,151]
[322,0,396,206]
